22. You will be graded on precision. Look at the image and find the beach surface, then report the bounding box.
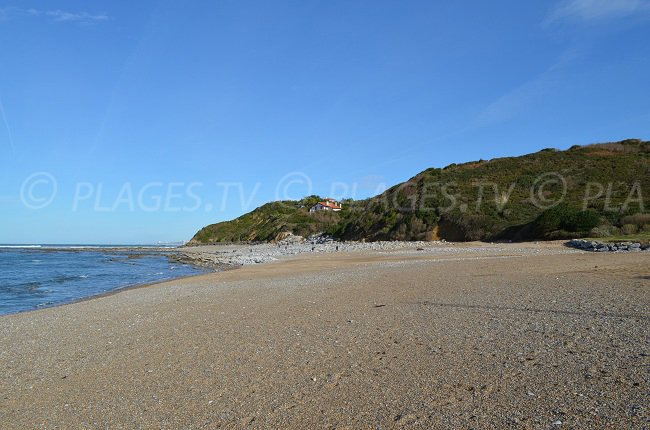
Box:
[0,242,648,429]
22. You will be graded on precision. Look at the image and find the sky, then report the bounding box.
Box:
[1,0,649,244]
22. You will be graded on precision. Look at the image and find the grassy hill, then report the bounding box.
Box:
[190,139,650,244]
[189,197,341,244]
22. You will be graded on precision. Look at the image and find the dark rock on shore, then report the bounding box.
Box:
[566,239,650,252]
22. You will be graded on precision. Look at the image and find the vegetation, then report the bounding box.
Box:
[190,197,341,243]
[190,139,650,244]
[529,204,601,240]
[587,231,650,245]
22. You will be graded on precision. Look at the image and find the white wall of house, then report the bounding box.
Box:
[309,199,342,213]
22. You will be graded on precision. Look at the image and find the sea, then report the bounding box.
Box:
[0,245,208,315]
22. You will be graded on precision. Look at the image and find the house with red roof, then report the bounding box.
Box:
[309,198,342,213]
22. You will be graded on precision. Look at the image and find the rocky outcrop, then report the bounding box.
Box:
[274,232,305,245]
[566,239,650,252]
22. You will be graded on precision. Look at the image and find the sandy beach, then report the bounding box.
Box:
[0,242,648,429]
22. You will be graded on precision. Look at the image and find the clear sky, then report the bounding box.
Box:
[1,0,649,244]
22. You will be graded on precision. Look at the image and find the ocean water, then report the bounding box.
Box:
[0,246,207,315]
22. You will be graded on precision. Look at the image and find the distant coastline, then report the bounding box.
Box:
[0,244,183,250]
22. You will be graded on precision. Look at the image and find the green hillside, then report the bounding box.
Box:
[189,197,341,244]
[190,139,650,244]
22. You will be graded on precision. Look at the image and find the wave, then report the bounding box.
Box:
[0,244,173,250]
[0,245,42,249]
[0,250,207,316]
[0,281,47,296]
[52,274,87,284]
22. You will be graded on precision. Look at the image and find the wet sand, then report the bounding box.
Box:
[0,242,648,429]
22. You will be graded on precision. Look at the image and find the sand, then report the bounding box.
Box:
[0,242,648,429]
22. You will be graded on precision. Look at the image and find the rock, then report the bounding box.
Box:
[506,416,520,425]
[307,233,335,244]
[566,239,650,253]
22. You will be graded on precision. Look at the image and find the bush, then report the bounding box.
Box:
[621,224,638,235]
[621,213,650,228]
[532,204,601,237]
[532,205,568,234]
[567,209,600,232]
[589,226,610,238]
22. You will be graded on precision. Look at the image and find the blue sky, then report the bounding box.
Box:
[1,0,649,244]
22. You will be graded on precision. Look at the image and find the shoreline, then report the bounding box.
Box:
[0,240,587,321]
[1,271,222,318]
[0,240,587,318]
[0,247,220,317]
[1,242,647,428]
[5,238,644,318]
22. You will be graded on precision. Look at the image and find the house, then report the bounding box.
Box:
[309,198,342,213]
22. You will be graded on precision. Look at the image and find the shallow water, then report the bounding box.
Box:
[0,246,207,315]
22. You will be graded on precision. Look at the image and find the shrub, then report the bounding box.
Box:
[621,213,650,228]
[621,224,638,235]
[567,209,600,232]
[441,213,496,241]
[532,204,601,237]
[532,204,568,235]
[589,226,610,238]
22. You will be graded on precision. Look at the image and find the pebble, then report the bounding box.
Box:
[181,236,580,269]
[506,416,520,424]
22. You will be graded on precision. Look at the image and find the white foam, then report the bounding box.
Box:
[0,245,42,248]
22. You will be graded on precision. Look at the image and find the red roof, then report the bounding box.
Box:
[318,201,341,209]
